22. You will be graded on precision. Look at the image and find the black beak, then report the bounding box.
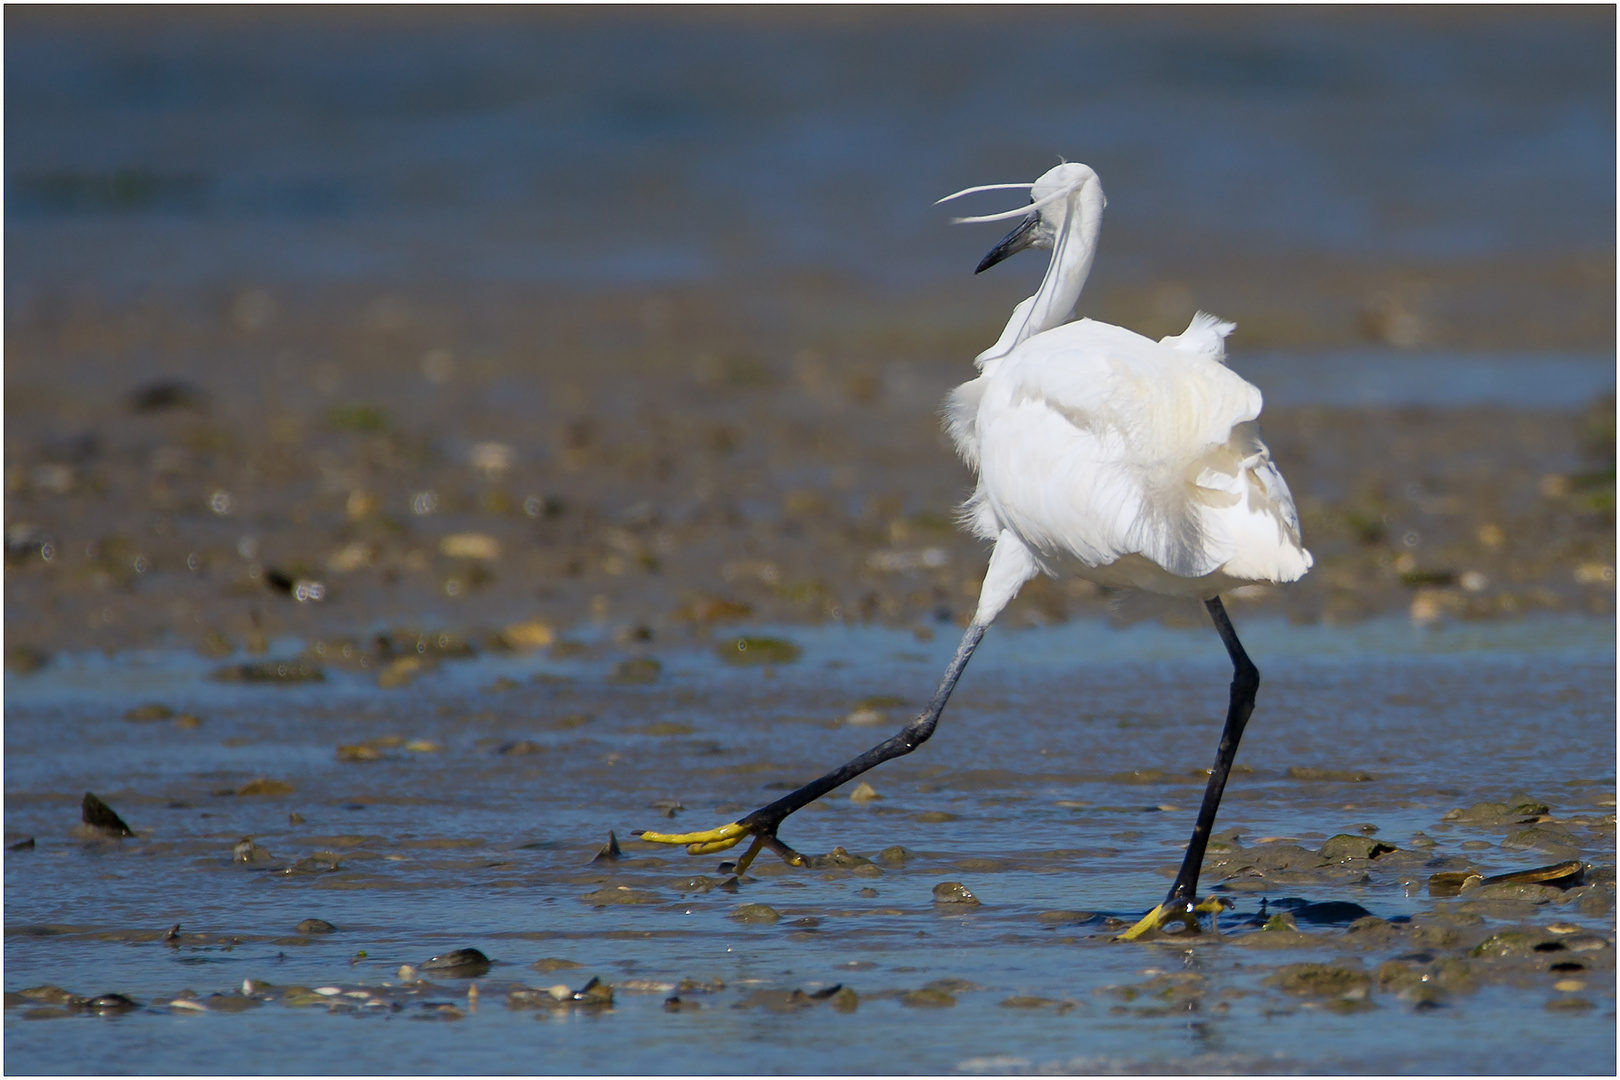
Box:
[975,213,1040,274]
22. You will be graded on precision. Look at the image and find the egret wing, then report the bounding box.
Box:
[981,319,1267,578]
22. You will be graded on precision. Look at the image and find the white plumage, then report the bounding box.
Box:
[642,161,1311,937]
[939,163,1311,622]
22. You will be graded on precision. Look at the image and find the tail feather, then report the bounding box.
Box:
[1160,311,1236,363]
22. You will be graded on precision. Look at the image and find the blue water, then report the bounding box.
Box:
[5,9,1613,300]
[4,615,1615,1073]
[1234,350,1616,410]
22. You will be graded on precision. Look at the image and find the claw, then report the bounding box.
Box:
[1118,896,1227,942]
[638,819,809,871]
[639,821,749,855]
[1119,902,1177,941]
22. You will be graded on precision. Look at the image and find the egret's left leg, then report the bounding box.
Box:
[641,621,988,872]
[1122,596,1258,940]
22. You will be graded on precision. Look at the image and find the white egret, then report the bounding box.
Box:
[644,161,1312,940]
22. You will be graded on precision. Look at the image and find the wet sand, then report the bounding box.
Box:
[3,615,1615,1073]
[4,288,1615,665]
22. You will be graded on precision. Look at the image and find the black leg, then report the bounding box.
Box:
[641,621,988,868]
[1161,596,1260,915]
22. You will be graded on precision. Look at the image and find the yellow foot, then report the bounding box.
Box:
[638,821,806,874]
[1118,896,1229,941]
[638,821,750,856]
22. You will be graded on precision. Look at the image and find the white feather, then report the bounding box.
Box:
[947,163,1311,620]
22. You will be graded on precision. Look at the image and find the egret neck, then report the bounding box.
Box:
[976,170,1105,368]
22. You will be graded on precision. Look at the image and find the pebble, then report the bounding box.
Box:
[718,637,803,666]
[1320,834,1397,861]
[235,778,295,797]
[731,903,781,924]
[580,885,660,906]
[620,979,677,993]
[932,881,979,905]
[1285,767,1375,782]
[900,987,956,1008]
[607,657,661,685]
[1546,996,1595,1011]
[1262,963,1371,999]
[532,957,583,972]
[233,838,273,863]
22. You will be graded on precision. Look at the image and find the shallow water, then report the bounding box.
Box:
[6,9,1612,299]
[1232,350,1616,410]
[5,614,1614,1073]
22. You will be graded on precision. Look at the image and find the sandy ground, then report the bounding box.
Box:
[3,285,1614,666]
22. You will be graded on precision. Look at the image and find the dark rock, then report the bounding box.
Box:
[590,831,622,863]
[572,977,613,1006]
[210,659,325,684]
[81,792,133,837]
[128,379,209,413]
[420,948,490,976]
[4,645,50,675]
[84,993,139,1013]
[1293,901,1375,925]
[294,919,336,934]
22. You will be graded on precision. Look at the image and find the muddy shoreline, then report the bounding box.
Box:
[5,291,1614,668]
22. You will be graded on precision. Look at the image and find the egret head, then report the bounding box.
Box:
[937,162,1105,274]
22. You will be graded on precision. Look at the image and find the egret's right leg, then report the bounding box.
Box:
[641,532,1039,872]
[1121,595,1258,940]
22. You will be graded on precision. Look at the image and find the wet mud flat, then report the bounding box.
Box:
[4,615,1614,1074]
[4,288,1615,665]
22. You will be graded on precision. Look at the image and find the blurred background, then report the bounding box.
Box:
[5,5,1615,661]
